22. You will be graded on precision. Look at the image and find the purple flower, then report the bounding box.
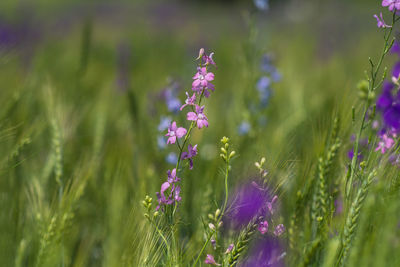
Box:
[382,0,400,12]
[375,133,395,153]
[181,144,198,170]
[267,195,278,215]
[391,40,400,56]
[202,52,217,67]
[192,67,214,88]
[374,12,391,28]
[204,254,221,266]
[392,61,400,79]
[225,243,234,254]
[187,105,209,129]
[174,185,181,202]
[274,224,285,236]
[377,90,394,111]
[258,221,269,234]
[166,97,181,113]
[167,168,180,183]
[383,104,400,129]
[156,182,172,210]
[257,76,271,92]
[225,181,269,229]
[240,237,285,267]
[165,122,187,144]
[180,92,196,110]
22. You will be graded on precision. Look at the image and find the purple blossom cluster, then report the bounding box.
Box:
[373,41,400,162]
[238,54,281,136]
[225,180,285,237]
[155,49,217,210]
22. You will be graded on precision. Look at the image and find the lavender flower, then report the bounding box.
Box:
[375,133,395,153]
[181,144,198,170]
[204,254,221,266]
[374,12,391,28]
[187,105,209,129]
[225,181,270,229]
[180,92,196,110]
[225,243,234,254]
[274,224,285,236]
[240,237,285,267]
[258,220,269,234]
[165,122,187,144]
[382,0,400,12]
[192,67,214,88]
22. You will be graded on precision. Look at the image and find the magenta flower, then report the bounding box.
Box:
[225,243,234,254]
[181,144,198,170]
[180,92,196,110]
[375,133,395,153]
[204,254,221,266]
[274,224,285,236]
[374,12,391,28]
[192,67,214,88]
[203,52,217,67]
[258,221,269,234]
[382,0,400,12]
[165,121,187,144]
[187,105,209,129]
[167,168,180,183]
[156,182,172,210]
[267,195,278,215]
[174,185,181,202]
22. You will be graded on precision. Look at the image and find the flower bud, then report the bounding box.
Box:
[229,151,236,158]
[209,223,216,230]
[208,214,214,220]
[215,209,221,218]
[260,157,266,165]
[221,136,229,144]
[220,147,227,153]
[153,211,159,217]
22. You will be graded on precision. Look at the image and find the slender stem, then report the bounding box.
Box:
[346,13,396,200]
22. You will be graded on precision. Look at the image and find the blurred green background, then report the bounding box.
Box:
[1,0,398,266]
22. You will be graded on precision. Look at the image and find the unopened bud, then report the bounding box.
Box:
[229,151,236,158]
[208,214,214,220]
[221,147,227,153]
[153,211,159,217]
[209,223,216,230]
[221,136,229,144]
[260,157,266,165]
[215,209,221,218]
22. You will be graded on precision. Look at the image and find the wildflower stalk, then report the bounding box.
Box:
[346,12,397,200]
[193,137,234,266]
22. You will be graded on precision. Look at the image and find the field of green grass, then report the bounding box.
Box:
[0,0,399,266]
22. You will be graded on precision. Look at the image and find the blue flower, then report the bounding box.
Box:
[158,116,172,132]
[157,135,167,149]
[253,0,269,11]
[166,152,178,165]
[238,121,251,136]
[257,76,271,92]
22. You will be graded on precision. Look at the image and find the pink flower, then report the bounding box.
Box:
[258,221,269,234]
[187,105,208,129]
[225,243,234,254]
[167,168,180,183]
[375,134,395,154]
[382,0,400,12]
[192,67,214,88]
[165,121,187,144]
[180,92,196,110]
[274,224,285,236]
[181,144,198,170]
[267,195,278,215]
[374,12,391,28]
[204,254,221,266]
[203,52,217,67]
